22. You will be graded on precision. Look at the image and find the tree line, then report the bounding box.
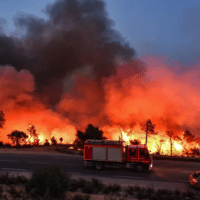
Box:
[0,110,198,156]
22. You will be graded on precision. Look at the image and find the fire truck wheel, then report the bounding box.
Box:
[95,162,103,170]
[136,164,143,172]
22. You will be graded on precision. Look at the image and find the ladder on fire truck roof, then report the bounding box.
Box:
[86,139,124,145]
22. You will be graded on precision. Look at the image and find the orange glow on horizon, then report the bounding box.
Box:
[0,57,200,156]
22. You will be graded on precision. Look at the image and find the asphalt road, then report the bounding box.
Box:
[0,152,198,185]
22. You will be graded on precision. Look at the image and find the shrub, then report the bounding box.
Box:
[14,144,21,149]
[111,183,121,193]
[22,144,33,148]
[72,194,90,200]
[0,173,28,186]
[133,185,141,192]
[102,184,112,194]
[154,188,173,200]
[161,194,174,200]
[0,185,3,198]
[7,185,22,199]
[157,188,172,196]
[2,194,9,200]
[182,190,195,199]
[145,187,155,197]
[174,189,181,196]
[76,178,87,188]
[4,143,12,148]
[25,165,71,198]
[149,193,162,200]
[69,179,78,192]
[124,185,134,196]
[82,181,94,194]
[15,175,28,184]
[5,175,16,185]
[91,178,103,191]
[0,172,10,184]
[136,188,149,199]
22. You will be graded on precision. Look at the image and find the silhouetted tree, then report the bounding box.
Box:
[166,130,174,156]
[59,137,63,144]
[74,124,107,150]
[0,111,5,128]
[73,139,83,150]
[155,139,165,155]
[51,136,57,145]
[166,130,181,156]
[0,141,4,148]
[142,119,157,146]
[190,147,200,157]
[7,130,28,146]
[44,139,50,146]
[183,129,195,143]
[130,139,141,145]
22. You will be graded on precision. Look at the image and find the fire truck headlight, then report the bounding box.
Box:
[149,163,153,170]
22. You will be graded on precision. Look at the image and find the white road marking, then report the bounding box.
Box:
[63,164,81,166]
[179,180,189,183]
[114,175,143,179]
[55,157,78,160]
[15,155,35,157]
[0,160,19,162]
[158,164,171,166]
[68,172,82,175]
[182,171,193,173]
[29,161,49,164]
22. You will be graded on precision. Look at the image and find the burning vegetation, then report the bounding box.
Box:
[0,0,199,156]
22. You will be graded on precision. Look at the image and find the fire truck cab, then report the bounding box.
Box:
[84,140,153,171]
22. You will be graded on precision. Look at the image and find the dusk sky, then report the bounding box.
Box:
[1,0,200,64]
[1,0,200,145]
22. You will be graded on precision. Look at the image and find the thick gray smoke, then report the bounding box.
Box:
[0,0,135,106]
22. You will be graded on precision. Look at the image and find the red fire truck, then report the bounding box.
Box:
[84,140,153,171]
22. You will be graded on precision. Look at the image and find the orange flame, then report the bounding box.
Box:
[1,56,200,157]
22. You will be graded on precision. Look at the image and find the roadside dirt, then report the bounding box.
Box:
[0,145,82,157]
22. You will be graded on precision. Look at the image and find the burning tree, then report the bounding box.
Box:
[130,139,141,145]
[51,136,57,145]
[74,124,107,150]
[182,130,198,156]
[155,139,165,155]
[142,119,157,146]
[27,125,39,145]
[7,130,28,146]
[166,130,182,156]
[59,137,63,144]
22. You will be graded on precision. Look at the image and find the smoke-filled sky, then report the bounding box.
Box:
[1,0,200,64]
[0,0,200,145]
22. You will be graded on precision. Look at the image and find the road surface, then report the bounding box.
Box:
[0,152,199,192]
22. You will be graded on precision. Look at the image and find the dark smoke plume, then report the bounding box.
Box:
[0,0,135,106]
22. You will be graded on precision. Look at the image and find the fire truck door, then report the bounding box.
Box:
[139,148,149,162]
[129,148,138,161]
